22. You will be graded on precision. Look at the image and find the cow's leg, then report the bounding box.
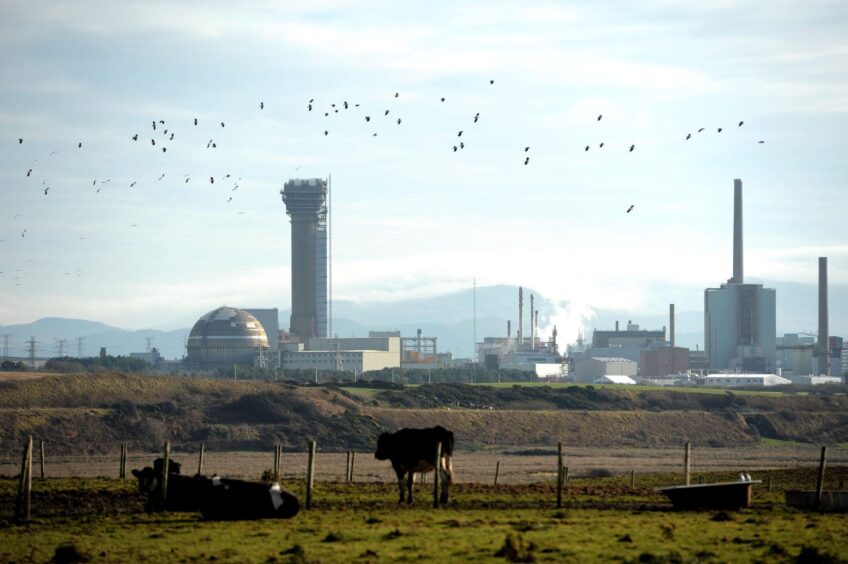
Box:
[395,469,405,504]
[406,472,414,504]
[439,456,451,505]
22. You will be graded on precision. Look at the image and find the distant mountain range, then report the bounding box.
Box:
[1,282,844,360]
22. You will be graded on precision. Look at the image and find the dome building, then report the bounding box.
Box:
[186,306,270,369]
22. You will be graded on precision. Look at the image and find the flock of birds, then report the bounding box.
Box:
[4,78,766,287]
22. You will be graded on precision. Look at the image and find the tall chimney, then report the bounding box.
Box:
[518,287,524,347]
[530,294,536,348]
[534,309,539,348]
[733,179,744,284]
[507,320,512,338]
[818,257,829,376]
[615,320,619,332]
[669,304,675,348]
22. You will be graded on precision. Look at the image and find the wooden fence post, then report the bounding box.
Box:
[815,446,828,509]
[39,440,45,479]
[494,460,500,487]
[684,441,691,486]
[16,436,33,521]
[119,443,126,479]
[161,440,170,510]
[630,469,635,488]
[556,442,563,508]
[198,443,205,477]
[433,442,442,509]
[349,451,355,483]
[306,440,316,509]
[345,451,351,483]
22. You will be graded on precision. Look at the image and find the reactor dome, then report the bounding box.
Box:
[186,306,270,368]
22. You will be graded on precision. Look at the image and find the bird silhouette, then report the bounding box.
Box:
[212,143,216,148]
[26,169,32,177]
[324,130,328,135]
[365,116,371,122]
[164,129,168,135]
[78,142,82,148]
[626,205,634,213]
[152,121,156,130]
[372,133,378,137]
[169,133,174,140]
[343,101,349,109]
[43,187,49,195]
[597,114,602,121]
[21,230,26,237]
[394,92,399,98]
[738,121,744,127]
[385,109,390,116]
[309,98,314,103]
[207,140,213,148]
[717,127,723,133]
[186,178,190,183]
[489,79,494,84]
[331,104,336,108]
[132,134,138,141]
[221,122,225,127]
[458,131,463,137]
[18,138,23,144]
[308,104,312,111]
[397,118,401,125]
[260,102,264,110]
[226,197,232,202]
[151,139,155,146]
[161,147,166,152]
[599,142,605,148]
[130,181,137,187]
[629,144,635,152]
[158,174,164,181]
[324,112,329,117]
[452,146,457,152]
[458,142,464,149]
[524,146,530,152]
[585,145,590,151]
[440,97,445,102]
[758,140,765,144]
[524,157,530,165]
[194,118,198,125]
[159,120,164,125]
[697,128,705,132]
[210,177,214,184]
[474,113,480,123]
[686,133,692,140]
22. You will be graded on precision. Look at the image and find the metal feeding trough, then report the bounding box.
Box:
[656,480,760,510]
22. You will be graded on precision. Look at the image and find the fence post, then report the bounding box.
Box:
[345,451,351,483]
[815,446,828,509]
[198,442,205,477]
[24,436,32,520]
[349,451,356,483]
[494,460,500,487]
[564,466,569,488]
[306,440,316,509]
[684,441,691,486]
[630,469,635,488]
[161,440,170,510]
[39,440,45,479]
[120,443,127,479]
[433,441,442,509]
[556,442,563,508]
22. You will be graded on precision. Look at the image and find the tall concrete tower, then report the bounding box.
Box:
[732,179,744,284]
[281,178,328,341]
[818,257,829,376]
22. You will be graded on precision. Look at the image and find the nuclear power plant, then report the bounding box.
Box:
[281,178,329,341]
[704,179,777,372]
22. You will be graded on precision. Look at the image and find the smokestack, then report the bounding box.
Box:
[507,320,511,338]
[518,287,524,346]
[615,320,619,332]
[818,257,829,376]
[530,294,536,348]
[733,179,744,284]
[534,309,539,349]
[669,304,675,348]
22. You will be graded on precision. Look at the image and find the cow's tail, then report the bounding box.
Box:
[443,453,454,484]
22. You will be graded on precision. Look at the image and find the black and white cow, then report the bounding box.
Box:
[374,425,454,505]
[132,458,299,519]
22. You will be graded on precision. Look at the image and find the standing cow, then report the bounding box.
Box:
[374,425,454,505]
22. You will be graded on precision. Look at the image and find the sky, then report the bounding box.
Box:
[1,1,847,344]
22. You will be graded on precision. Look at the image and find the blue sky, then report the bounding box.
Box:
[1,1,846,343]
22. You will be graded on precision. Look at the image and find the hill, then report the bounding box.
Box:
[1,374,847,457]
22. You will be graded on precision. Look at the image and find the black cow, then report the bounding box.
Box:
[132,458,299,520]
[375,425,454,505]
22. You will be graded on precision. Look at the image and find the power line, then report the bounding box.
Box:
[27,336,38,369]
[1,334,11,359]
[55,338,66,358]
[77,336,84,359]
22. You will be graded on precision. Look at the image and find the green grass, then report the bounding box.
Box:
[2,469,847,562]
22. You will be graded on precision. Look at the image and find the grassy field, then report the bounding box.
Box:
[1,467,846,563]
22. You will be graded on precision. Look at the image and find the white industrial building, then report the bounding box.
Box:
[574,357,638,383]
[699,373,791,388]
[280,335,400,373]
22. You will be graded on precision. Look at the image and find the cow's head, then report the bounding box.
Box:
[374,432,393,460]
[131,466,159,494]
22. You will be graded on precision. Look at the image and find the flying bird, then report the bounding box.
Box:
[597,114,602,121]
[132,134,138,141]
[365,116,371,122]
[324,112,329,117]
[440,97,445,102]
[260,102,264,109]
[394,92,399,98]
[194,118,198,125]
[169,133,174,140]
[384,109,390,116]
[161,147,166,152]
[151,139,155,146]
[397,118,401,125]
[697,128,705,132]
[599,142,605,148]
[585,145,590,151]
[738,121,744,127]
[26,169,32,177]
[159,120,164,125]
[474,113,480,123]
[524,146,530,152]
[489,79,494,84]
[686,133,692,140]
[221,122,225,127]
[343,101,348,109]
[49,150,59,156]
[459,142,464,149]
[78,142,82,148]
[130,181,137,187]
[717,127,723,133]
[207,140,213,148]
[210,177,214,184]
[309,98,314,103]
[324,130,328,135]
[629,144,635,152]
[758,140,765,144]
[372,133,378,137]
[626,205,634,213]
[524,157,530,165]
[43,187,49,195]
[157,174,164,180]
[152,121,156,130]
[226,197,232,202]
[18,138,23,144]
[186,178,190,183]
[452,146,457,152]
[308,104,312,111]
[457,130,463,137]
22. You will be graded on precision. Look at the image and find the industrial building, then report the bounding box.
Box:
[574,357,638,383]
[700,374,790,388]
[704,179,777,372]
[186,307,270,369]
[281,178,328,341]
[245,308,280,356]
[280,334,400,373]
[640,347,690,377]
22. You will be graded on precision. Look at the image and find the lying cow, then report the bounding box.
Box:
[374,425,454,505]
[132,458,299,519]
